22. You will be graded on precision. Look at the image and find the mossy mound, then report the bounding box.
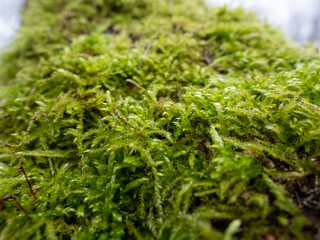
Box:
[0,0,320,239]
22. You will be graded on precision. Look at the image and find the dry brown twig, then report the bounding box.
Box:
[18,166,37,196]
[0,111,46,153]
[0,166,36,218]
[0,195,31,219]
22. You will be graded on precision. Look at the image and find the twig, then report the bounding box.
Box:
[143,40,153,56]
[137,38,156,69]
[298,97,320,111]
[18,166,37,196]
[0,111,45,152]
[0,195,30,219]
[112,102,145,138]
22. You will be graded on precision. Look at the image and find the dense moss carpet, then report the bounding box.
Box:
[0,0,319,239]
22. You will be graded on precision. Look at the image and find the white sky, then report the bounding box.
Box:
[0,0,24,51]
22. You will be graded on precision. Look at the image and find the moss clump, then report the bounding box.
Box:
[0,0,319,239]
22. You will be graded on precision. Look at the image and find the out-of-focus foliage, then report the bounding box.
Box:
[0,0,319,239]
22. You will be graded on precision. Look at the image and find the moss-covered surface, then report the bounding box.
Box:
[0,0,320,239]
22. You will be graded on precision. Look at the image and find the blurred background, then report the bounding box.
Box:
[0,0,24,50]
[0,0,319,51]
[209,0,320,44]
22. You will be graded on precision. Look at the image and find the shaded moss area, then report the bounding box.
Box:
[0,0,319,239]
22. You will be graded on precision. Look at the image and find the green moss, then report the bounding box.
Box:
[0,0,319,239]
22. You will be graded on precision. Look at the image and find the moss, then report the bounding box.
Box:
[0,0,319,239]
